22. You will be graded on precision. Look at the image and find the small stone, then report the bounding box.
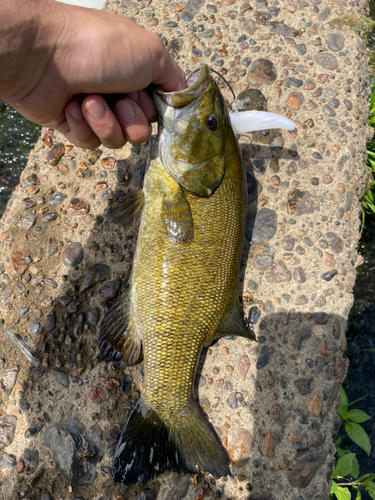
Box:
[25,424,43,438]
[252,157,269,174]
[256,346,269,369]
[21,197,36,210]
[317,340,328,356]
[96,278,121,302]
[288,77,303,88]
[0,416,17,448]
[238,355,250,381]
[87,308,100,325]
[325,33,345,52]
[282,235,295,251]
[228,429,252,467]
[67,199,89,215]
[246,172,262,204]
[295,325,311,350]
[7,252,28,278]
[264,432,274,458]
[46,143,64,166]
[313,312,329,325]
[308,393,322,417]
[288,448,328,487]
[294,378,313,396]
[4,328,41,366]
[88,379,120,404]
[237,89,267,111]
[121,375,132,393]
[314,53,338,70]
[246,208,277,243]
[0,452,16,469]
[265,261,291,282]
[287,92,304,110]
[52,369,70,389]
[247,59,277,86]
[248,306,261,324]
[44,313,56,333]
[136,489,155,500]
[293,267,306,283]
[286,190,320,215]
[101,157,116,169]
[296,43,307,55]
[62,242,84,268]
[48,192,66,206]
[321,270,338,281]
[132,163,147,187]
[87,149,101,164]
[227,392,244,409]
[79,264,110,293]
[0,366,19,394]
[41,212,58,223]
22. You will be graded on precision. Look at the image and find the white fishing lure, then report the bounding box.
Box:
[229,110,295,134]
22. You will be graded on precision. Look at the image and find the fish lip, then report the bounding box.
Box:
[153,65,211,109]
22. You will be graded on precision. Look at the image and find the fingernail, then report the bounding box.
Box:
[85,98,106,121]
[67,101,83,121]
[116,99,136,124]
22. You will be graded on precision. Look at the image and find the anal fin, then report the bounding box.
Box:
[105,190,144,226]
[98,292,142,365]
[161,187,194,243]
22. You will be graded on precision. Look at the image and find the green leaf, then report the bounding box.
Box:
[339,386,348,407]
[366,481,375,500]
[335,436,342,446]
[332,453,356,478]
[351,455,359,479]
[357,473,375,484]
[345,422,371,455]
[346,409,371,423]
[347,394,369,407]
[337,406,348,420]
[355,487,361,500]
[331,481,351,500]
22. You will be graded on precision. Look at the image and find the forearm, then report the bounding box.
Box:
[0,0,66,101]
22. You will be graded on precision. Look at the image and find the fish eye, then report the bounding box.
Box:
[206,114,219,131]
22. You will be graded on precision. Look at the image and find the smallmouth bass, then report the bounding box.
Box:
[99,65,254,484]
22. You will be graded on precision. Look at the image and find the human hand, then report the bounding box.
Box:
[1,0,186,149]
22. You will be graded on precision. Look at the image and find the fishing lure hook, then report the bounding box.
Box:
[186,67,236,111]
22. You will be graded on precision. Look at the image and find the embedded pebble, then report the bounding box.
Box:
[121,375,132,393]
[237,89,267,111]
[62,242,84,268]
[0,452,16,469]
[25,424,43,438]
[227,392,244,409]
[325,33,345,52]
[88,379,120,404]
[51,369,70,389]
[247,59,277,86]
[246,208,277,243]
[228,429,252,467]
[0,366,19,394]
[4,328,41,366]
[87,307,100,325]
[97,278,121,302]
[0,416,17,448]
[79,264,110,293]
[47,192,66,206]
[314,53,338,70]
[256,345,269,369]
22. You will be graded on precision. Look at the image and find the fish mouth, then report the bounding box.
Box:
[153,65,211,109]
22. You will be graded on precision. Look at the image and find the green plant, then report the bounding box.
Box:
[362,83,375,231]
[330,386,373,499]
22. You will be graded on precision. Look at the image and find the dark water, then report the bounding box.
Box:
[0,100,41,216]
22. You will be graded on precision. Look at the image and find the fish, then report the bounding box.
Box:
[98,64,255,484]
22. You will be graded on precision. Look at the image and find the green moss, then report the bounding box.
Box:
[330,15,369,39]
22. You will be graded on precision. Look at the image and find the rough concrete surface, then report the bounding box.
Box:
[0,0,372,499]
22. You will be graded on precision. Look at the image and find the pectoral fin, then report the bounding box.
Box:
[105,190,145,226]
[161,186,194,243]
[206,297,255,346]
[98,292,143,366]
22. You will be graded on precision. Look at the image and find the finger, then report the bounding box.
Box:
[114,98,152,145]
[82,95,127,149]
[144,32,187,92]
[62,100,101,149]
[124,90,157,123]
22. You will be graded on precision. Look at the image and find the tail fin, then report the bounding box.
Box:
[112,397,230,484]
